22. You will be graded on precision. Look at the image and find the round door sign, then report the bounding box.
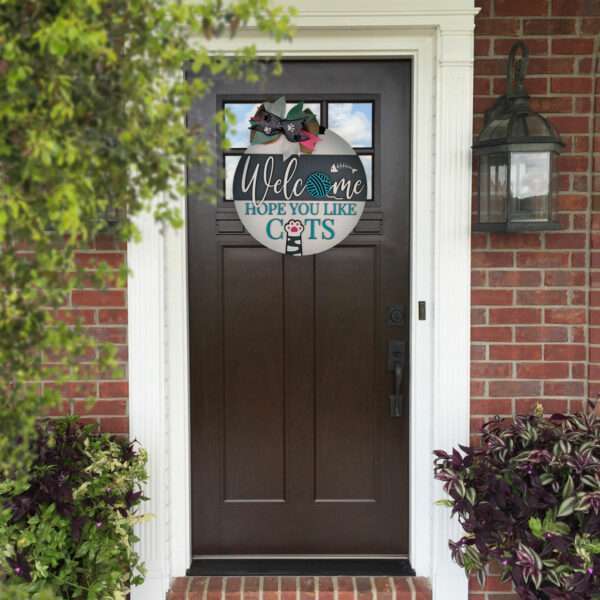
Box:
[232,97,368,256]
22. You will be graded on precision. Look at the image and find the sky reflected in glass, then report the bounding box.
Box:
[328,103,373,147]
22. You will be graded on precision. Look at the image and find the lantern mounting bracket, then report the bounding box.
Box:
[484,41,530,127]
[506,40,529,99]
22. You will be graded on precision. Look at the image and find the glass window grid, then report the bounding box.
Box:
[221,100,375,202]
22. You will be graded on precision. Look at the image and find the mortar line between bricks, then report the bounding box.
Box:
[186,575,193,599]
[333,576,338,600]
[241,576,246,600]
[388,578,395,600]
[224,577,229,600]
[315,575,320,600]
[203,577,210,600]
[259,576,264,600]
[352,576,357,600]
[296,576,300,600]
[278,576,282,600]
[406,578,415,600]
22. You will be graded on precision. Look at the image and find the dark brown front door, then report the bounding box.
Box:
[188,61,411,556]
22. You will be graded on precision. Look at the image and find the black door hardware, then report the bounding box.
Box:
[388,340,406,417]
[386,304,405,327]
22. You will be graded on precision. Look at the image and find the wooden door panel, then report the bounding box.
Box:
[223,247,285,502]
[314,247,377,502]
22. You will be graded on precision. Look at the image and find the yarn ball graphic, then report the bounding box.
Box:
[305,171,332,199]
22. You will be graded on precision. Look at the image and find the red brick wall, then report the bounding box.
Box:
[470,0,599,598]
[47,234,129,435]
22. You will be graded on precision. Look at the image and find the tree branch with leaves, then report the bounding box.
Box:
[0,0,293,497]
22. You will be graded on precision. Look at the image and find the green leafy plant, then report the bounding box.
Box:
[434,409,600,599]
[0,417,148,598]
[1,2,293,594]
[0,0,293,476]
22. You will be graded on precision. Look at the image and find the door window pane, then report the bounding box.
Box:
[224,103,260,149]
[359,155,373,200]
[327,102,373,148]
[224,155,241,200]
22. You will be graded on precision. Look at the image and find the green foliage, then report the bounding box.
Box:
[528,514,570,540]
[0,0,294,478]
[0,586,56,600]
[0,418,148,598]
[434,411,600,599]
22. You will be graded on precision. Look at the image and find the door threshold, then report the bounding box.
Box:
[187,558,415,577]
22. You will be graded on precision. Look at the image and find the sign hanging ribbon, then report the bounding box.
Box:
[249,97,324,153]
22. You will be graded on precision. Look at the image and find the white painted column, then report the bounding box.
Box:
[165,210,192,578]
[128,211,171,600]
[430,27,475,600]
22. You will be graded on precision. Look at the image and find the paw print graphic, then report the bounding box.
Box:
[284,220,304,256]
[284,220,304,236]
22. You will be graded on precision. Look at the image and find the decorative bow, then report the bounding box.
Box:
[249,97,323,153]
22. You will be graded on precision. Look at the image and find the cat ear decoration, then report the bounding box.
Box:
[249,97,326,153]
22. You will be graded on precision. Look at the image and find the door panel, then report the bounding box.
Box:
[314,247,377,502]
[188,60,411,556]
[223,247,285,502]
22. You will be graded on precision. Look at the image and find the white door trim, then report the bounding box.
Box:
[129,3,476,598]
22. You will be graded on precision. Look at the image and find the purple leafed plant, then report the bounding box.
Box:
[434,407,600,600]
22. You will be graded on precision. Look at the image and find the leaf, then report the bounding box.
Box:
[551,522,570,535]
[435,499,454,508]
[454,479,466,498]
[465,487,477,505]
[557,496,576,518]
[529,517,543,539]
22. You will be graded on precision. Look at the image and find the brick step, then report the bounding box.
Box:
[167,576,431,600]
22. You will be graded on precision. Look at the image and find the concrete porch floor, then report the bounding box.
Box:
[167,576,432,600]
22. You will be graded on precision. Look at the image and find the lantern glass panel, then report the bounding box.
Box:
[509,151,551,222]
[479,153,508,223]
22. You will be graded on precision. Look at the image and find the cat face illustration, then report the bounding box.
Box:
[284,220,304,236]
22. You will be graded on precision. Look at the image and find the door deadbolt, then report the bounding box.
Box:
[386,304,405,327]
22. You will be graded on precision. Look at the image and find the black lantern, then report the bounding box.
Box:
[473,41,564,232]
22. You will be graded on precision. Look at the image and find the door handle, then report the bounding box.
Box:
[390,362,404,417]
[388,340,406,417]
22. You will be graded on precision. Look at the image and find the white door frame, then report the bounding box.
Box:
[128,3,477,599]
